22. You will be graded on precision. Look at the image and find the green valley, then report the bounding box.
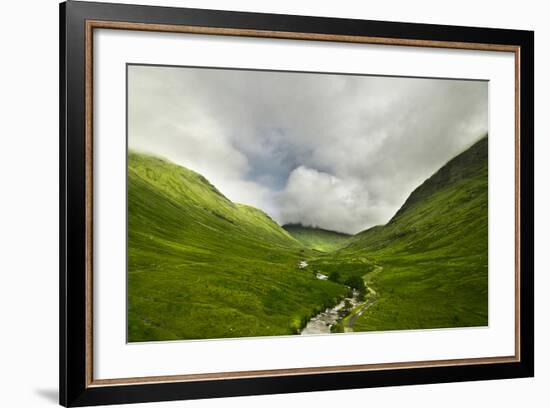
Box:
[128,136,488,341]
[127,152,347,342]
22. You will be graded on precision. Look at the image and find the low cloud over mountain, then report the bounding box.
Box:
[128,65,487,234]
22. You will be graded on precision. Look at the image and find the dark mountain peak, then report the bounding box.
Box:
[282,223,351,237]
[389,135,488,223]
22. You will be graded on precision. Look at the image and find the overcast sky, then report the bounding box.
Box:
[128,65,487,234]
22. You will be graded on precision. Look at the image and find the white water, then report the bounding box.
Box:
[300,290,361,335]
[315,272,328,280]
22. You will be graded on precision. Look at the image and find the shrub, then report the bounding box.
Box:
[345,275,366,293]
[328,271,341,282]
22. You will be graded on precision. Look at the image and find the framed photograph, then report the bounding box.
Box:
[60,1,534,406]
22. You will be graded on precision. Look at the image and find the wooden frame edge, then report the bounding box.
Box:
[85,19,94,389]
[514,46,522,361]
[83,19,523,389]
[87,19,520,52]
[88,356,519,387]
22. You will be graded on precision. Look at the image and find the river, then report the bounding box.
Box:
[300,289,362,335]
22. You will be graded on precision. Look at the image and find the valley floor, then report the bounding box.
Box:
[298,252,487,335]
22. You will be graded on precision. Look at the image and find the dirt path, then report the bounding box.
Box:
[343,265,383,332]
[344,288,377,332]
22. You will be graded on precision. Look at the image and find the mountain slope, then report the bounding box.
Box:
[127,152,346,342]
[282,224,351,252]
[334,136,489,331]
[389,135,489,225]
[128,135,489,340]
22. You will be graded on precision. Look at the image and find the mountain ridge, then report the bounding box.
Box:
[127,151,346,341]
[282,223,351,252]
[334,136,488,332]
[389,135,488,224]
[127,134,489,340]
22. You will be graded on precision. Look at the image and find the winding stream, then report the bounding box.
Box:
[298,261,380,335]
[300,289,362,335]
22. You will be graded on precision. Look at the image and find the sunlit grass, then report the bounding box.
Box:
[128,136,488,341]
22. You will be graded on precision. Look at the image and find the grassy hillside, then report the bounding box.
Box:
[127,152,347,342]
[128,135,489,341]
[337,136,489,331]
[282,224,351,252]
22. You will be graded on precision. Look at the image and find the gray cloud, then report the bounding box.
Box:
[128,65,487,234]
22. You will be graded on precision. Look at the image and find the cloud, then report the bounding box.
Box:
[128,65,487,234]
[277,166,371,234]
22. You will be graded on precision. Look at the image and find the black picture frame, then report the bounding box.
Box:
[60,1,534,406]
